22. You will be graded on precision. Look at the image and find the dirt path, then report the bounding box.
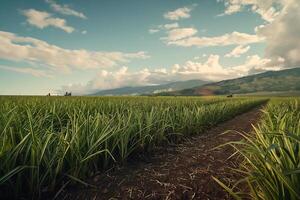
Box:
[60,106,263,200]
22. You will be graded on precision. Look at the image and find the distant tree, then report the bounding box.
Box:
[64,92,72,96]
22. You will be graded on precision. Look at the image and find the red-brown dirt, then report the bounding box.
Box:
[194,88,214,96]
[59,106,263,200]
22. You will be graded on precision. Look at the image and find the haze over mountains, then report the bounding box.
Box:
[160,68,300,96]
[91,80,209,96]
[91,68,300,96]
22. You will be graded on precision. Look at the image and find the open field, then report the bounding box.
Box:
[0,96,266,199]
[237,91,300,97]
[0,96,299,200]
[60,102,265,200]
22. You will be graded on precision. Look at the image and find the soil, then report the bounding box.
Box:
[59,106,263,200]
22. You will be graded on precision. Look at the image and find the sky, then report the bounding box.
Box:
[0,0,299,95]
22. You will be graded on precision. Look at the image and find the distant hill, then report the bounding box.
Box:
[90,79,209,96]
[159,68,300,96]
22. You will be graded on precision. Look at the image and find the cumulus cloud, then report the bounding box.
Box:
[164,7,193,20]
[157,5,263,48]
[0,65,52,78]
[217,0,299,69]
[22,9,75,33]
[170,55,235,80]
[222,4,241,15]
[60,0,300,94]
[166,31,264,47]
[60,67,153,94]
[46,0,87,19]
[256,0,300,69]
[61,53,281,95]
[225,45,250,57]
[219,0,281,22]
[163,28,198,41]
[0,31,149,72]
[232,55,283,74]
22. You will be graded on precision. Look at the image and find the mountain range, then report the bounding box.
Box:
[159,67,300,96]
[91,79,209,96]
[90,67,300,96]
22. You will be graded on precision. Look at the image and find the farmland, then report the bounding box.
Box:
[0,96,299,199]
[0,96,265,198]
[221,98,300,200]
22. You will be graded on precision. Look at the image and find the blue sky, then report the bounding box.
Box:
[0,0,298,95]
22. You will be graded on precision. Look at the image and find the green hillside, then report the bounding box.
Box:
[91,79,209,96]
[160,68,300,96]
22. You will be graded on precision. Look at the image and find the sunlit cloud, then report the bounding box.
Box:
[255,0,300,69]
[45,0,87,19]
[225,45,250,57]
[61,53,282,95]
[0,65,52,78]
[0,31,149,73]
[161,23,179,29]
[22,9,75,33]
[166,31,264,47]
[162,27,198,41]
[164,6,193,20]
[218,0,281,22]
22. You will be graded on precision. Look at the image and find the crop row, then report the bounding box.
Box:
[222,98,300,200]
[0,96,266,198]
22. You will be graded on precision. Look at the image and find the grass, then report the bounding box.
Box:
[0,96,267,199]
[216,98,300,200]
[237,91,300,97]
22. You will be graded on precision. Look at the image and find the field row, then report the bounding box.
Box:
[0,96,266,198]
[221,98,300,200]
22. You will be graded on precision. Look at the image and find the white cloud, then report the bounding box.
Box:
[164,7,193,20]
[46,0,87,19]
[149,23,179,34]
[219,0,281,22]
[63,55,235,94]
[225,45,250,57]
[0,31,149,72]
[170,54,235,80]
[22,9,75,33]
[158,7,263,48]
[163,23,179,29]
[61,67,153,94]
[149,29,160,34]
[59,0,300,94]
[223,4,242,15]
[81,30,87,34]
[255,6,279,22]
[163,28,198,41]
[256,0,300,69]
[0,65,52,78]
[61,53,282,95]
[172,54,282,80]
[220,0,300,69]
[232,55,282,74]
[166,31,264,47]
